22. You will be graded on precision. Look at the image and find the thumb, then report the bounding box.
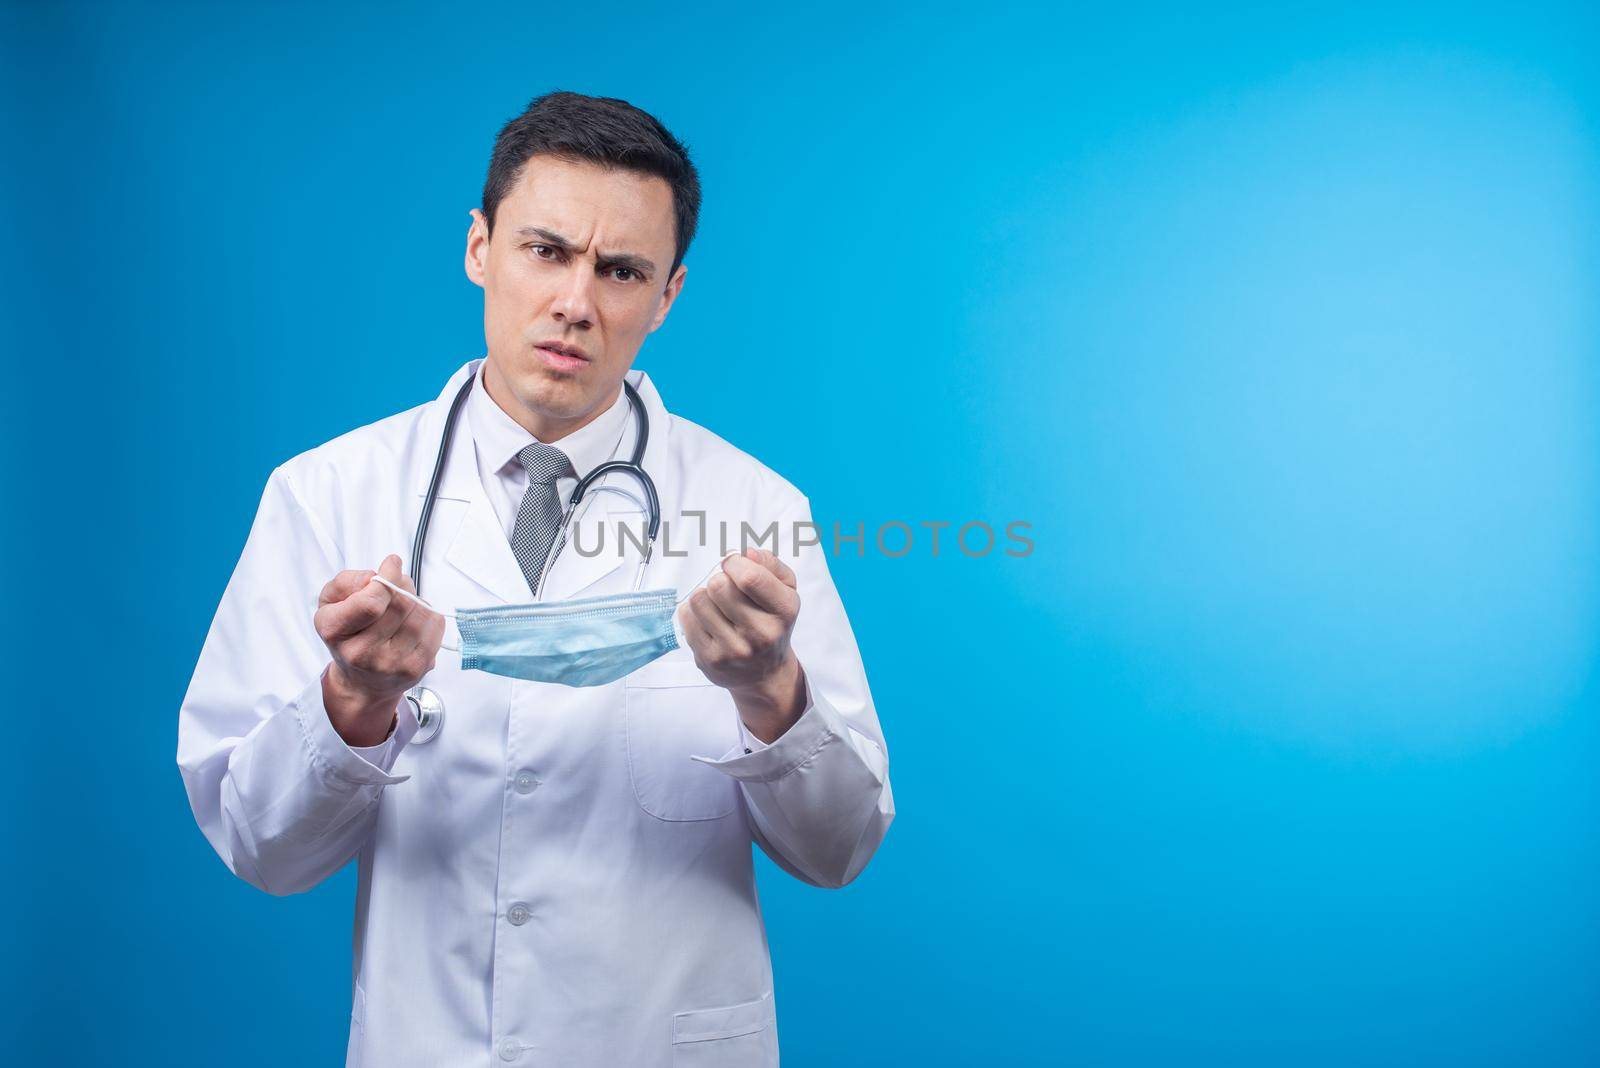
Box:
[378,552,421,595]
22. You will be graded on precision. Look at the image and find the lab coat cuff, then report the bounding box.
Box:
[691,678,836,783]
[347,734,395,769]
[294,676,412,788]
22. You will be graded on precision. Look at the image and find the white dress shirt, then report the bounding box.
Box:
[466,363,632,542]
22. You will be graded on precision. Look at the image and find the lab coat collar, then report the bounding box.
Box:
[410,358,672,605]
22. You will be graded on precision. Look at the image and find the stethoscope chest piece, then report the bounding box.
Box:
[405,685,445,745]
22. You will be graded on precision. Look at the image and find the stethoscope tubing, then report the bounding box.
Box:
[410,372,659,598]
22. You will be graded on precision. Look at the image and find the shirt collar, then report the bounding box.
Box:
[466,364,632,481]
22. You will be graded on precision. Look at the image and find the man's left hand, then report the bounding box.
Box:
[678,548,808,744]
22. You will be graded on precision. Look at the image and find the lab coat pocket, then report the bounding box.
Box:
[672,991,778,1067]
[623,657,741,822]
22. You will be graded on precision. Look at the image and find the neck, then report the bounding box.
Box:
[483,361,620,443]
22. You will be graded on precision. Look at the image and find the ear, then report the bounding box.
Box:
[464,208,489,289]
[647,262,687,333]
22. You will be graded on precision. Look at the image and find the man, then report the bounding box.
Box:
[177,90,893,1066]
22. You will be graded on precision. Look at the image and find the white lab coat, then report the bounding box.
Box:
[177,359,894,1067]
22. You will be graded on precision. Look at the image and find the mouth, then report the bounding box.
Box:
[533,341,591,372]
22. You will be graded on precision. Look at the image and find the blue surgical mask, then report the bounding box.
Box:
[371,555,730,687]
[455,587,678,687]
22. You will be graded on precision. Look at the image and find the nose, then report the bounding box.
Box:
[549,264,597,328]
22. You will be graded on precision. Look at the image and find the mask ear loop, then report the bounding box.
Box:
[370,574,460,652]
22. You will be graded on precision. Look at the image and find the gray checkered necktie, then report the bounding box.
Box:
[511,442,575,596]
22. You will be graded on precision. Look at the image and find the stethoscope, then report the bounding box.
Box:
[402,372,662,744]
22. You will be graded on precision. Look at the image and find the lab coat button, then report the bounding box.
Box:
[498,1037,521,1061]
[514,770,540,794]
[507,902,531,926]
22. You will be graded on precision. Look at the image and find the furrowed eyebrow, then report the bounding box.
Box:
[515,226,657,277]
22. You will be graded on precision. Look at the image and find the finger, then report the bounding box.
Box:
[708,573,795,655]
[365,573,419,644]
[362,554,413,641]
[421,607,446,654]
[401,607,447,673]
[752,547,797,589]
[326,556,398,613]
[722,553,796,615]
[319,576,394,639]
[320,568,375,608]
[687,587,745,652]
[378,553,411,592]
[706,569,774,633]
[676,602,714,659]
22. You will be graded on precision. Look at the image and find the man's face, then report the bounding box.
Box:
[466,154,686,435]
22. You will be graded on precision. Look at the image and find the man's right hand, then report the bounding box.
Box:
[315,554,446,747]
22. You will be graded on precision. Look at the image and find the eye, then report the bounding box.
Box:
[529,244,560,260]
[608,267,638,283]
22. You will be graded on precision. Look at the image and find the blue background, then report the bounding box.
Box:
[5,2,1598,1063]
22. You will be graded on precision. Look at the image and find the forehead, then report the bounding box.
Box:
[497,154,675,254]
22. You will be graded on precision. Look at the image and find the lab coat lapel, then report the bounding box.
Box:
[443,493,536,604]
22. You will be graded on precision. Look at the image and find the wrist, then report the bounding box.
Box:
[729,654,806,744]
[322,663,402,747]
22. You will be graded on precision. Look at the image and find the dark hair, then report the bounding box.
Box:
[481,90,702,279]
